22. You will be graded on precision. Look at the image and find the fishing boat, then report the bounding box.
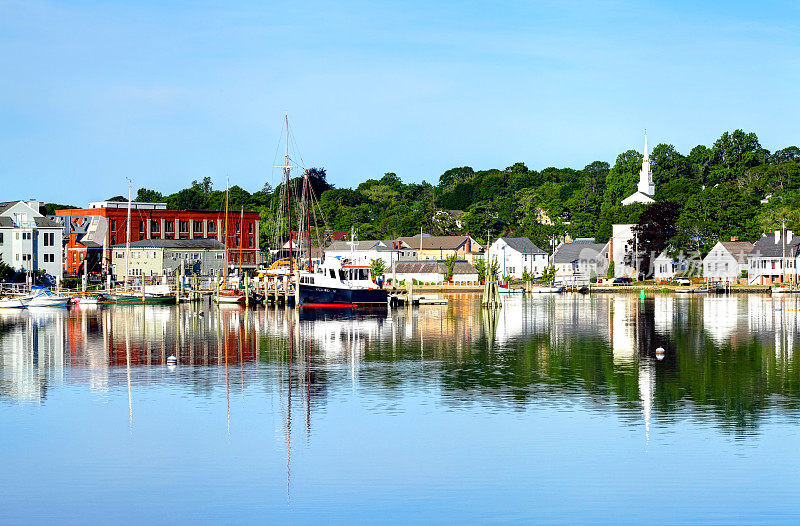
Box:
[25,288,71,307]
[298,257,387,307]
[0,296,27,308]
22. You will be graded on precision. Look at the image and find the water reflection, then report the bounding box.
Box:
[2,294,800,437]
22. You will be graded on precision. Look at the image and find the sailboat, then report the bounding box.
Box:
[215,179,246,305]
[107,181,176,305]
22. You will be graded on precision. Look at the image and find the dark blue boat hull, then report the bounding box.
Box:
[299,283,387,307]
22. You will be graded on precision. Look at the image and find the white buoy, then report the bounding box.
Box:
[655,347,665,360]
[167,355,177,365]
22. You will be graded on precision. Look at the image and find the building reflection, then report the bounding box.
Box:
[2,294,800,435]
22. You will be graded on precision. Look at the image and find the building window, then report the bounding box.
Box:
[139,221,146,234]
[248,222,254,234]
[165,221,174,234]
[110,219,116,231]
[193,220,203,232]
[208,222,217,234]
[151,220,160,233]
[235,222,240,234]
[248,237,254,248]
[179,220,189,234]
[0,233,3,244]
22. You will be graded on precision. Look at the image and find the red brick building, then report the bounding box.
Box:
[56,201,260,277]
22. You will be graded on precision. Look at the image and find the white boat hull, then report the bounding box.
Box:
[28,297,71,307]
[0,297,26,308]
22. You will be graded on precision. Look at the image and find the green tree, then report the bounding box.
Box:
[444,254,458,282]
[370,258,387,278]
[625,202,680,279]
[474,258,487,282]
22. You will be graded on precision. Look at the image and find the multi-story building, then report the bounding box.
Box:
[486,237,548,279]
[395,234,484,263]
[748,230,800,285]
[110,239,226,280]
[55,201,260,278]
[0,200,63,282]
[702,239,754,283]
[551,238,610,285]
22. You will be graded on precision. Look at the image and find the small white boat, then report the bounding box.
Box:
[0,296,27,308]
[415,295,448,305]
[772,286,791,295]
[529,286,564,293]
[498,286,524,294]
[26,288,71,307]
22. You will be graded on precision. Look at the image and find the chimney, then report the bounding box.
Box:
[775,230,781,244]
[730,236,738,242]
[788,230,794,244]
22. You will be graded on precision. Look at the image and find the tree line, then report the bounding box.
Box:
[43,129,799,255]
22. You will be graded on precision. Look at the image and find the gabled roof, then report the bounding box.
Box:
[396,234,481,251]
[326,240,401,252]
[496,237,547,254]
[752,234,800,258]
[34,216,62,229]
[112,238,225,249]
[718,241,755,263]
[0,202,17,215]
[389,261,477,275]
[551,241,608,264]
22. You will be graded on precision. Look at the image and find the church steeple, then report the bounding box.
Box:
[637,132,655,196]
[621,131,656,206]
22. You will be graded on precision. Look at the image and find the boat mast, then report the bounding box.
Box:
[305,170,311,272]
[238,206,244,278]
[223,177,229,285]
[125,179,132,293]
[284,115,294,273]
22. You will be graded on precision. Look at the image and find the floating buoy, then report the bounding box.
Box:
[167,355,177,365]
[655,347,665,360]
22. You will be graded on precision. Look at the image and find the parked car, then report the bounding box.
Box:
[673,277,692,286]
[612,277,634,286]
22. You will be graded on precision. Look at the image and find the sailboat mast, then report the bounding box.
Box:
[125,180,132,293]
[284,114,294,273]
[223,178,229,284]
[305,170,311,271]
[238,207,244,278]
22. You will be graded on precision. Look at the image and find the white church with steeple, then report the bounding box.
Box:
[611,133,657,278]
[621,133,656,205]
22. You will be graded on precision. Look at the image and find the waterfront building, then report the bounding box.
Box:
[610,224,637,278]
[486,237,548,279]
[621,133,656,206]
[55,201,260,278]
[748,231,800,285]
[551,238,610,285]
[395,234,484,263]
[110,238,226,280]
[385,260,479,284]
[0,200,63,282]
[324,239,416,269]
[653,250,691,281]
[609,133,657,278]
[702,239,754,283]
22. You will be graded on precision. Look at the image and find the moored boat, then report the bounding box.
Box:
[25,288,71,307]
[0,296,27,308]
[298,258,387,308]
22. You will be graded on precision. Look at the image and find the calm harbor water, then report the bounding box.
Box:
[2,293,800,524]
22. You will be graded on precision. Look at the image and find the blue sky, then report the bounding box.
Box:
[1,0,798,204]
